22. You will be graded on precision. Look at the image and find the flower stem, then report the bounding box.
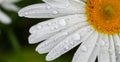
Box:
[6,28,21,52]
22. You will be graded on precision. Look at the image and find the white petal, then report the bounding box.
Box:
[98,35,110,62]
[43,0,83,10]
[72,32,98,62]
[88,44,99,62]
[109,35,116,62]
[29,14,86,34]
[18,3,85,18]
[29,14,86,44]
[28,31,58,44]
[1,3,20,12]
[0,10,11,24]
[69,0,86,9]
[36,22,88,54]
[113,35,120,62]
[46,26,94,61]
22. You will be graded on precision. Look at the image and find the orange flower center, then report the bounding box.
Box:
[86,0,120,34]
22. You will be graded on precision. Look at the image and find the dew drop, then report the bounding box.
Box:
[87,28,93,32]
[54,26,58,29]
[47,23,52,26]
[81,45,87,52]
[51,27,55,30]
[25,12,29,15]
[53,11,59,14]
[46,6,51,9]
[65,45,69,50]
[58,19,67,26]
[70,42,74,45]
[99,40,105,46]
[36,25,42,29]
[109,49,113,55]
[65,4,70,7]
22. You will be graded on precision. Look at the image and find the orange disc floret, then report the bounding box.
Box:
[86,0,120,34]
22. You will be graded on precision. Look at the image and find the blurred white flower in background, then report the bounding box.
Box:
[0,0,20,24]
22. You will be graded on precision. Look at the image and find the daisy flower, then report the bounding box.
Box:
[0,0,20,24]
[18,0,120,62]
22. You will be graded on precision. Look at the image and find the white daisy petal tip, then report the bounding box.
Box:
[35,48,43,54]
[18,9,25,17]
[46,55,54,61]
[35,45,47,54]
[28,36,36,44]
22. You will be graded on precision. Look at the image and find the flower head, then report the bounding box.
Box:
[0,0,20,24]
[19,0,120,62]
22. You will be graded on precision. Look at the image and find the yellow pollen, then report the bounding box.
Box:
[86,0,120,34]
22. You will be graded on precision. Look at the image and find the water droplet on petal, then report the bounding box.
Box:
[51,27,56,30]
[109,49,113,55]
[46,6,51,9]
[53,11,58,14]
[99,40,105,46]
[65,4,70,7]
[36,25,42,29]
[87,28,93,32]
[58,19,67,26]
[47,23,52,26]
[81,45,87,52]
[65,45,69,50]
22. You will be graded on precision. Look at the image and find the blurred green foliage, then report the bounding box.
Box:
[0,0,78,62]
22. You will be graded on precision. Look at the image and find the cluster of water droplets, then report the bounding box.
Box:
[22,2,74,17]
[30,18,67,34]
[45,26,94,61]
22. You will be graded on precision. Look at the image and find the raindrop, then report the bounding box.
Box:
[54,25,58,29]
[46,6,51,9]
[58,19,67,26]
[70,42,74,45]
[25,12,29,15]
[65,45,69,50]
[53,11,59,14]
[51,27,56,30]
[47,23,52,26]
[109,49,113,55]
[87,28,93,32]
[65,40,69,43]
[81,45,87,52]
[36,25,42,29]
[99,40,105,46]
[65,4,70,7]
